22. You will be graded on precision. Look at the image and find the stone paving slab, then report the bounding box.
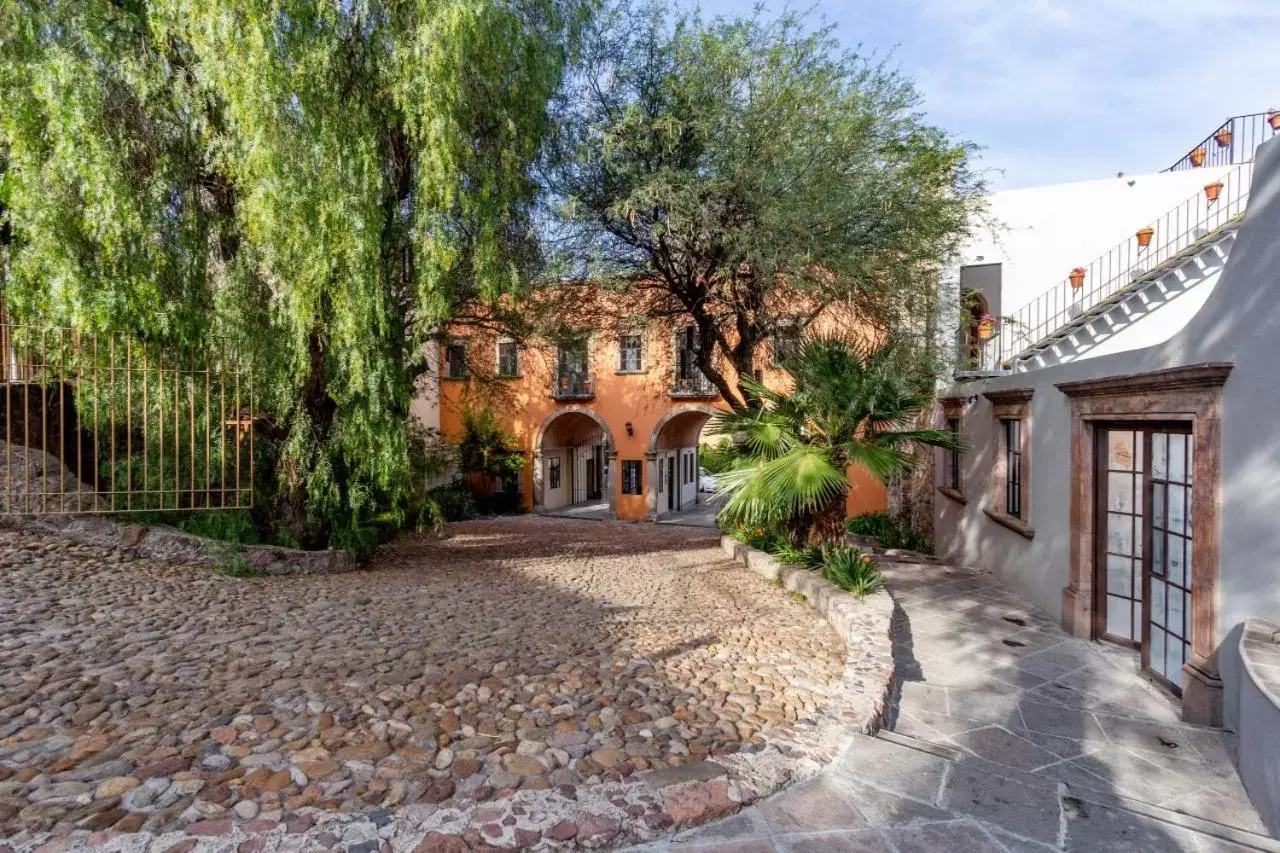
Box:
[641,552,1276,853]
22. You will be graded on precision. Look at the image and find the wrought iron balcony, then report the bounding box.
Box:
[669,371,718,398]
[551,371,594,400]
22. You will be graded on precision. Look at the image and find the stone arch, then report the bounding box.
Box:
[533,406,617,515]
[647,404,722,453]
[646,404,722,520]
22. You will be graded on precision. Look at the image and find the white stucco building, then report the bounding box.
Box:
[933,111,1280,827]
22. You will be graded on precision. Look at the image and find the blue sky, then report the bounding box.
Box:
[693,0,1280,190]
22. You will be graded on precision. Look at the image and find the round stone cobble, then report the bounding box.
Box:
[0,517,853,846]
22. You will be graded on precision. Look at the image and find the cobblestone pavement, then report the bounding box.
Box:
[0,518,853,847]
[640,553,1276,853]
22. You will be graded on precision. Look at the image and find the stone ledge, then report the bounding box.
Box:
[1238,617,1280,837]
[0,513,355,575]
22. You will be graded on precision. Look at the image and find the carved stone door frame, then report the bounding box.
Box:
[1057,363,1232,726]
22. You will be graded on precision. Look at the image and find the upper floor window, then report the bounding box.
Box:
[497,339,519,377]
[444,342,468,379]
[772,319,802,366]
[619,333,643,372]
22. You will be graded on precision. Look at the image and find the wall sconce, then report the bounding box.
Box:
[625,421,634,437]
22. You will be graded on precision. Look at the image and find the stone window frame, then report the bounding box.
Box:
[1056,363,1231,726]
[982,388,1034,540]
[937,395,967,505]
[443,340,468,380]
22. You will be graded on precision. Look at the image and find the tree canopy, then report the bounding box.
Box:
[542,2,982,407]
[0,0,590,548]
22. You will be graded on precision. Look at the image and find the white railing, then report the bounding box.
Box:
[973,160,1254,372]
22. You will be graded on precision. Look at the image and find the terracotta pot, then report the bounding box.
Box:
[1204,181,1224,203]
[1188,146,1207,167]
[1136,226,1154,248]
[1269,110,1280,132]
[1069,268,1086,290]
[1214,127,1233,148]
[977,319,995,341]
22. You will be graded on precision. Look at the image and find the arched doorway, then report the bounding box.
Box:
[534,407,616,516]
[646,404,721,521]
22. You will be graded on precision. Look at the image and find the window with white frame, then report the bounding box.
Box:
[618,333,643,372]
[497,339,519,377]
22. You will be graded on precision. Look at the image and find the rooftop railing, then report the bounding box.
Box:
[975,160,1254,372]
[1163,112,1278,172]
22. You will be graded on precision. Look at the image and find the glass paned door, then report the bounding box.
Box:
[1096,425,1194,695]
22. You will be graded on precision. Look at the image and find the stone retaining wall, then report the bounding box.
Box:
[0,513,354,575]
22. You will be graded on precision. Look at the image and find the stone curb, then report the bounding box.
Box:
[0,514,354,575]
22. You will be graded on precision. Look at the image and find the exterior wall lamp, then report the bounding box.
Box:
[625,421,634,436]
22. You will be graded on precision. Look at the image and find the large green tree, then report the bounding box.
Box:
[0,0,590,548]
[542,2,981,408]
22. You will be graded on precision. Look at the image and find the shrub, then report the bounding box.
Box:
[847,511,931,554]
[820,543,884,597]
[772,540,823,569]
[698,438,737,475]
[730,523,785,552]
[428,482,478,522]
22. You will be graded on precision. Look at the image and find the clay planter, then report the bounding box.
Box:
[977,317,996,341]
[1214,127,1233,148]
[1269,111,1280,132]
[1069,267,1087,290]
[1188,146,1207,167]
[1204,181,1224,203]
[1136,226,1155,248]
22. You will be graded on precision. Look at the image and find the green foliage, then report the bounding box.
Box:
[771,540,823,569]
[213,544,265,579]
[819,543,884,597]
[698,439,737,475]
[714,334,961,545]
[458,408,526,481]
[847,511,932,554]
[0,0,591,550]
[728,522,784,553]
[544,1,982,405]
[428,482,479,522]
[178,511,261,546]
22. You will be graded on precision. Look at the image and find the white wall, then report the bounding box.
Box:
[967,165,1237,314]
[935,136,1280,729]
[542,448,570,510]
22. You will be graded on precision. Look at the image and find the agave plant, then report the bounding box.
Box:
[712,334,961,545]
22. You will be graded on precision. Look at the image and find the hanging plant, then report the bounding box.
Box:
[1269,110,1280,132]
[1214,127,1233,148]
[1069,267,1086,289]
[1188,146,1207,167]
[977,314,997,341]
[1204,181,1224,203]
[1136,226,1154,248]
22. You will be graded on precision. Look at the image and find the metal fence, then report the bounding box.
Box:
[1164,112,1277,173]
[976,160,1254,372]
[0,324,253,514]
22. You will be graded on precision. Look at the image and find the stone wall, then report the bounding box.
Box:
[1237,618,1280,836]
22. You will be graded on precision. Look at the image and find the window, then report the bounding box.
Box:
[944,417,962,490]
[618,333,643,372]
[444,342,467,378]
[772,319,802,366]
[1003,418,1023,518]
[621,460,642,495]
[548,456,561,490]
[497,340,519,377]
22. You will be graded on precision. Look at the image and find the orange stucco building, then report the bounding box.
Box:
[424,293,888,523]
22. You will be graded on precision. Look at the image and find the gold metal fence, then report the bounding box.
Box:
[0,323,253,514]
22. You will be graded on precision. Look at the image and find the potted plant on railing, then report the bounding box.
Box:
[1069,267,1087,290]
[1214,126,1233,148]
[977,314,997,341]
[1136,226,1154,248]
[1269,109,1280,132]
[1204,181,1224,203]
[1188,146,1207,167]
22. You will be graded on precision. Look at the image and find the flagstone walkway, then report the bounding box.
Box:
[636,554,1275,852]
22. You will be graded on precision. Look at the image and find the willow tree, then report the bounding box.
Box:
[542,2,981,409]
[0,0,590,548]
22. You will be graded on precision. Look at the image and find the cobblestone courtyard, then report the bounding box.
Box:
[0,518,849,844]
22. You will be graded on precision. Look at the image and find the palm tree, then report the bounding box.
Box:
[712,333,961,545]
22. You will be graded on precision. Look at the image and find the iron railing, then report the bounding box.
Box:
[0,324,253,514]
[551,370,593,400]
[670,369,718,398]
[1164,112,1278,172]
[976,160,1254,372]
